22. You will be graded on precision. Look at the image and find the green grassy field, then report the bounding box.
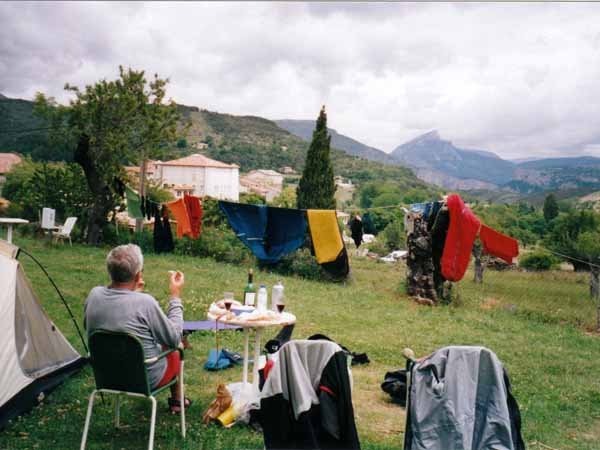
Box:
[1,238,600,450]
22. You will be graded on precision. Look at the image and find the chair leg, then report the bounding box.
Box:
[114,395,121,428]
[80,390,98,450]
[180,361,186,438]
[148,396,157,450]
[69,236,72,246]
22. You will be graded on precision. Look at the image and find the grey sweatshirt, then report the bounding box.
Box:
[84,286,183,389]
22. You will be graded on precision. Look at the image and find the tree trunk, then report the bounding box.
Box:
[74,134,114,245]
[473,243,485,284]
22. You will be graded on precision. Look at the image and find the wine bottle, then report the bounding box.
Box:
[243,269,256,307]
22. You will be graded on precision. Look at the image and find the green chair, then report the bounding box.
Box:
[80,330,186,450]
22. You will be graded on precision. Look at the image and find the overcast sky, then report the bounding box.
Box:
[2,2,600,159]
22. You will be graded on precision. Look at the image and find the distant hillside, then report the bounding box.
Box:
[391,131,516,188]
[518,156,600,169]
[0,95,73,161]
[275,119,399,165]
[178,105,432,192]
[0,96,435,197]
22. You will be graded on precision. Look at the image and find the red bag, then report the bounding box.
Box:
[480,224,519,264]
[441,194,481,281]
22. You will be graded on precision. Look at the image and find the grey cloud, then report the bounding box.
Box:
[1,1,600,159]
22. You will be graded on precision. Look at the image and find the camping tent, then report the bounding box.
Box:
[0,241,85,429]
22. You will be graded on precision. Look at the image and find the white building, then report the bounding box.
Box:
[155,154,239,201]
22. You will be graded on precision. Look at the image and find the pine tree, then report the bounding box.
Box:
[543,193,559,222]
[296,106,336,210]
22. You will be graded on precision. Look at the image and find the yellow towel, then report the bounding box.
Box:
[307,210,343,264]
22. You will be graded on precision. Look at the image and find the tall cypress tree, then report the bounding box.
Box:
[296,106,336,210]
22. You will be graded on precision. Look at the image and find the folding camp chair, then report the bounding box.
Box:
[80,330,185,450]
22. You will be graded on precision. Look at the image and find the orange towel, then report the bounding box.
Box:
[166,198,193,239]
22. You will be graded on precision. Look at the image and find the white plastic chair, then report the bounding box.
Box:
[53,217,77,246]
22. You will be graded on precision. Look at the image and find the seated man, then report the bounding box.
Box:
[84,244,188,413]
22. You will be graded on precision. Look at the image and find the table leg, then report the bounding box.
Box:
[252,328,262,389]
[242,328,249,386]
[6,225,12,244]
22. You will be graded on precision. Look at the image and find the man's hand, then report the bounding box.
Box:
[169,270,184,298]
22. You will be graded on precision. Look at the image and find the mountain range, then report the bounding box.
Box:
[3,91,600,200]
[276,120,600,195]
[0,95,434,198]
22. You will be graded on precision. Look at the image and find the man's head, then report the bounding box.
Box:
[106,244,144,285]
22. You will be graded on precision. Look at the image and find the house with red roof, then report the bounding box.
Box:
[155,154,239,201]
[0,153,22,183]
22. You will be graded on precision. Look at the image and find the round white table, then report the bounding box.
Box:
[0,218,29,244]
[207,306,296,390]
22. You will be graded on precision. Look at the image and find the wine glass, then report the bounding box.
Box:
[275,296,286,314]
[223,292,234,311]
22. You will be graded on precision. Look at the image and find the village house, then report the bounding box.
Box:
[239,178,280,202]
[124,160,160,182]
[279,166,296,175]
[244,169,284,188]
[0,153,22,184]
[155,154,239,201]
[239,169,284,201]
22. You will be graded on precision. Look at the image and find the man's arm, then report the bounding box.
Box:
[146,296,183,348]
[145,271,185,348]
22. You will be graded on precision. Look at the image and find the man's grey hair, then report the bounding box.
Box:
[106,244,144,283]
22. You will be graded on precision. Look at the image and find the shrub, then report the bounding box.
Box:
[382,220,405,251]
[367,239,388,256]
[264,248,325,281]
[519,251,558,271]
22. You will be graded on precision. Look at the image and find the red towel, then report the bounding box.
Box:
[166,198,193,239]
[480,224,519,264]
[441,194,481,282]
[184,194,203,240]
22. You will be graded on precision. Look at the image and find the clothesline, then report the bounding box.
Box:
[536,246,600,270]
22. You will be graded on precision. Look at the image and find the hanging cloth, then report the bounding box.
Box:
[219,201,307,263]
[480,225,519,264]
[349,217,363,248]
[306,210,343,264]
[441,194,481,282]
[153,206,174,253]
[126,186,144,219]
[166,198,193,239]
[184,194,203,240]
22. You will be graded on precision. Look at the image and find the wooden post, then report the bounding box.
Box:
[590,266,600,331]
[473,242,484,284]
[135,156,147,233]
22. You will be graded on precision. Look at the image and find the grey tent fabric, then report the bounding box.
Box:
[405,346,520,450]
[14,264,80,378]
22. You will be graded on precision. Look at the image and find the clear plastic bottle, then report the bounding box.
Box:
[271,281,284,311]
[257,285,268,311]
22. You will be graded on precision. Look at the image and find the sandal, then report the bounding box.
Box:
[168,396,192,414]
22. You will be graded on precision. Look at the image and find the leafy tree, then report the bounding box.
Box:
[35,67,180,243]
[270,186,296,208]
[543,194,559,222]
[2,160,93,224]
[545,210,600,271]
[296,106,336,210]
[575,231,600,331]
[176,138,188,148]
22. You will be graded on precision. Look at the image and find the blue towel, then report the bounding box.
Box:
[219,201,307,263]
[204,349,232,371]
